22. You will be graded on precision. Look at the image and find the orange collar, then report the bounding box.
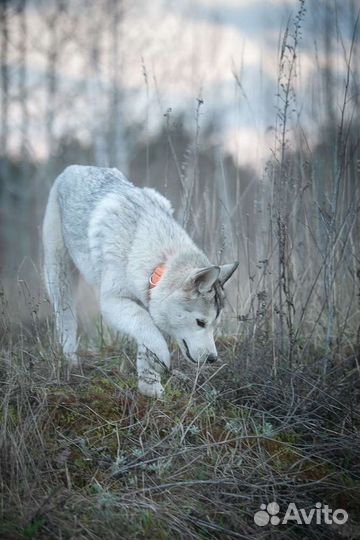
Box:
[149,264,165,290]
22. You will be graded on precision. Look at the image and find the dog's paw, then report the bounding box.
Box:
[138,379,165,399]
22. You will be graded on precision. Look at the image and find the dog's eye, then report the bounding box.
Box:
[196,319,206,328]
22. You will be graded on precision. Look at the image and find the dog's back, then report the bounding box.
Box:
[54,166,132,277]
[52,165,176,285]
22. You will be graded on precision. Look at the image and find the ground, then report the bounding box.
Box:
[1,324,360,540]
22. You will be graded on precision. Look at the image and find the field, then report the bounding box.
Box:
[1,310,360,540]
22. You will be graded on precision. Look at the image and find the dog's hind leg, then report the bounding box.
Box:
[42,185,79,366]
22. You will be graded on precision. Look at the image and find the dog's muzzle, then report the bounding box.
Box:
[182,340,218,364]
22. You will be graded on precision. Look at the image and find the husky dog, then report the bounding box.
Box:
[42,166,238,397]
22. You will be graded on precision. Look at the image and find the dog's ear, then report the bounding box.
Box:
[184,266,220,293]
[219,261,239,286]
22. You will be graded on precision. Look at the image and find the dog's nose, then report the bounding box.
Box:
[206,353,218,364]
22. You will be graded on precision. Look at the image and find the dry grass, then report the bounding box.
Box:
[1,319,360,540]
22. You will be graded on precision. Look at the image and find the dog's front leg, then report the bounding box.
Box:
[100,293,169,398]
[136,345,165,398]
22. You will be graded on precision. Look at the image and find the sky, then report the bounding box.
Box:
[5,0,358,169]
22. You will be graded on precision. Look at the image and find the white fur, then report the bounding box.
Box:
[42,166,238,397]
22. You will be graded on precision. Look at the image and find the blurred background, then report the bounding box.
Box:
[0,0,359,356]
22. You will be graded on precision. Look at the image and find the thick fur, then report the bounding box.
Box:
[42,166,238,397]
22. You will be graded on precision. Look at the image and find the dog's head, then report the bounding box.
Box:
[150,261,238,364]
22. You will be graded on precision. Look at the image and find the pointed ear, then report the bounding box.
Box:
[184,266,220,293]
[219,261,239,286]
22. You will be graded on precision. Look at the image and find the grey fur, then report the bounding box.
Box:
[42,165,238,397]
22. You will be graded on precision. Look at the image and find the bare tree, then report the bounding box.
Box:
[0,0,9,155]
[18,0,28,157]
[108,0,128,174]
